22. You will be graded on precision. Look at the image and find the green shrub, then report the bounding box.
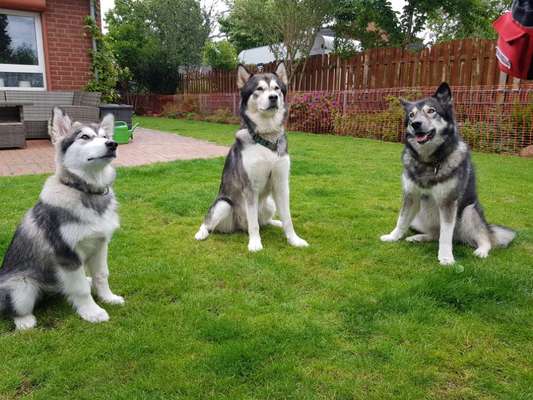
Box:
[203,108,240,124]
[333,95,404,142]
[84,16,128,103]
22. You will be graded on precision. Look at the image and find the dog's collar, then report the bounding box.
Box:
[250,131,279,152]
[60,175,110,196]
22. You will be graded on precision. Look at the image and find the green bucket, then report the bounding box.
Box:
[113,121,138,144]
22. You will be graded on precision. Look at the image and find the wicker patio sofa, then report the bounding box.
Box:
[0,101,27,149]
[0,91,101,140]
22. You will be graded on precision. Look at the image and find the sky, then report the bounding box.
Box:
[100,0,409,31]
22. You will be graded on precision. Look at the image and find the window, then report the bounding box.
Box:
[0,9,46,90]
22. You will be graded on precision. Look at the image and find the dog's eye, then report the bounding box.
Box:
[274,86,280,90]
[80,134,91,140]
[256,87,264,91]
[427,108,435,114]
[409,112,415,118]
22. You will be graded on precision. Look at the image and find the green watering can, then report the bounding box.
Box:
[113,121,139,144]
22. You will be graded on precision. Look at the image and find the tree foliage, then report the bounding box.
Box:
[333,0,511,50]
[426,0,512,42]
[333,0,403,51]
[106,0,209,93]
[203,40,238,70]
[0,15,10,60]
[0,15,38,65]
[219,0,279,53]
[84,16,126,103]
[222,0,332,88]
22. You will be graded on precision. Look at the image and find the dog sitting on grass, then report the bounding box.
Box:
[381,83,516,265]
[0,108,124,330]
[195,63,309,252]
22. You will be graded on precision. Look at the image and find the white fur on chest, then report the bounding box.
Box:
[403,173,458,201]
[242,144,289,192]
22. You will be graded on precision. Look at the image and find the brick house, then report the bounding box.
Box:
[0,0,100,91]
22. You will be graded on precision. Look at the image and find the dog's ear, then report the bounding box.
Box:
[274,62,288,86]
[399,98,411,110]
[50,107,72,142]
[100,113,115,137]
[434,82,452,104]
[237,64,252,89]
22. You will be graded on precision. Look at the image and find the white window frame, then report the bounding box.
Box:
[0,8,47,90]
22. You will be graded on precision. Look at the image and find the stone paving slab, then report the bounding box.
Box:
[0,128,229,177]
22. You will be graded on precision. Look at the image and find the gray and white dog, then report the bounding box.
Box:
[0,108,124,330]
[381,83,515,265]
[195,63,308,252]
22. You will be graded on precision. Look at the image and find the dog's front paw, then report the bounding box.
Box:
[78,304,109,323]
[100,294,125,305]
[380,233,400,242]
[248,238,263,252]
[438,254,456,266]
[288,235,309,248]
[405,234,433,243]
[14,315,37,330]
[473,248,489,258]
[195,224,209,241]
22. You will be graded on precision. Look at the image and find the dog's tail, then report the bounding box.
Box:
[0,283,10,314]
[490,224,517,247]
[0,272,17,314]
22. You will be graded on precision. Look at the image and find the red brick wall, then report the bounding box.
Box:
[42,0,99,90]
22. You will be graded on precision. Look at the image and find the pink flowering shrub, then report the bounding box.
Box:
[288,92,341,133]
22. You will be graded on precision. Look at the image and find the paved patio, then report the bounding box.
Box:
[0,128,229,177]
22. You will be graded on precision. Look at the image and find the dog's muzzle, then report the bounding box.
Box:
[413,129,436,144]
[266,94,279,110]
[88,141,118,161]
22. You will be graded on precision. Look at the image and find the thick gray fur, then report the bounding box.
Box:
[382,83,516,264]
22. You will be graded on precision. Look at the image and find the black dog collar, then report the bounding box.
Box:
[60,174,109,195]
[250,131,279,152]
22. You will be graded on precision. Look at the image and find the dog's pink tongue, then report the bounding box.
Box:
[416,134,428,143]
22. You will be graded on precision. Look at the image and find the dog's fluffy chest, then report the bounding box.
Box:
[404,172,458,203]
[41,177,119,244]
[241,143,286,190]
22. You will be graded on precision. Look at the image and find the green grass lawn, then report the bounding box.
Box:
[0,117,532,399]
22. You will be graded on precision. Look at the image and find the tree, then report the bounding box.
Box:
[219,1,276,53]
[84,16,126,103]
[106,0,209,93]
[400,0,512,46]
[333,0,403,51]
[203,40,238,70]
[426,0,512,42]
[0,15,12,63]
[223,0,332,89]
[202,0,227,40]
[332,0,512,50]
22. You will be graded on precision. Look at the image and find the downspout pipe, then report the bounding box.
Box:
[89,0,98,81]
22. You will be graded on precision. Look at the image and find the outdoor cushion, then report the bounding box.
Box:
[493,10,533,79]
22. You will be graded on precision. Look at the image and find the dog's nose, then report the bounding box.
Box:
[269,94,278,102]
[106,140,118,150]
[411,121,422,130]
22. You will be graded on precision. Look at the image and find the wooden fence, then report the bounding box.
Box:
[181,38,520,93]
